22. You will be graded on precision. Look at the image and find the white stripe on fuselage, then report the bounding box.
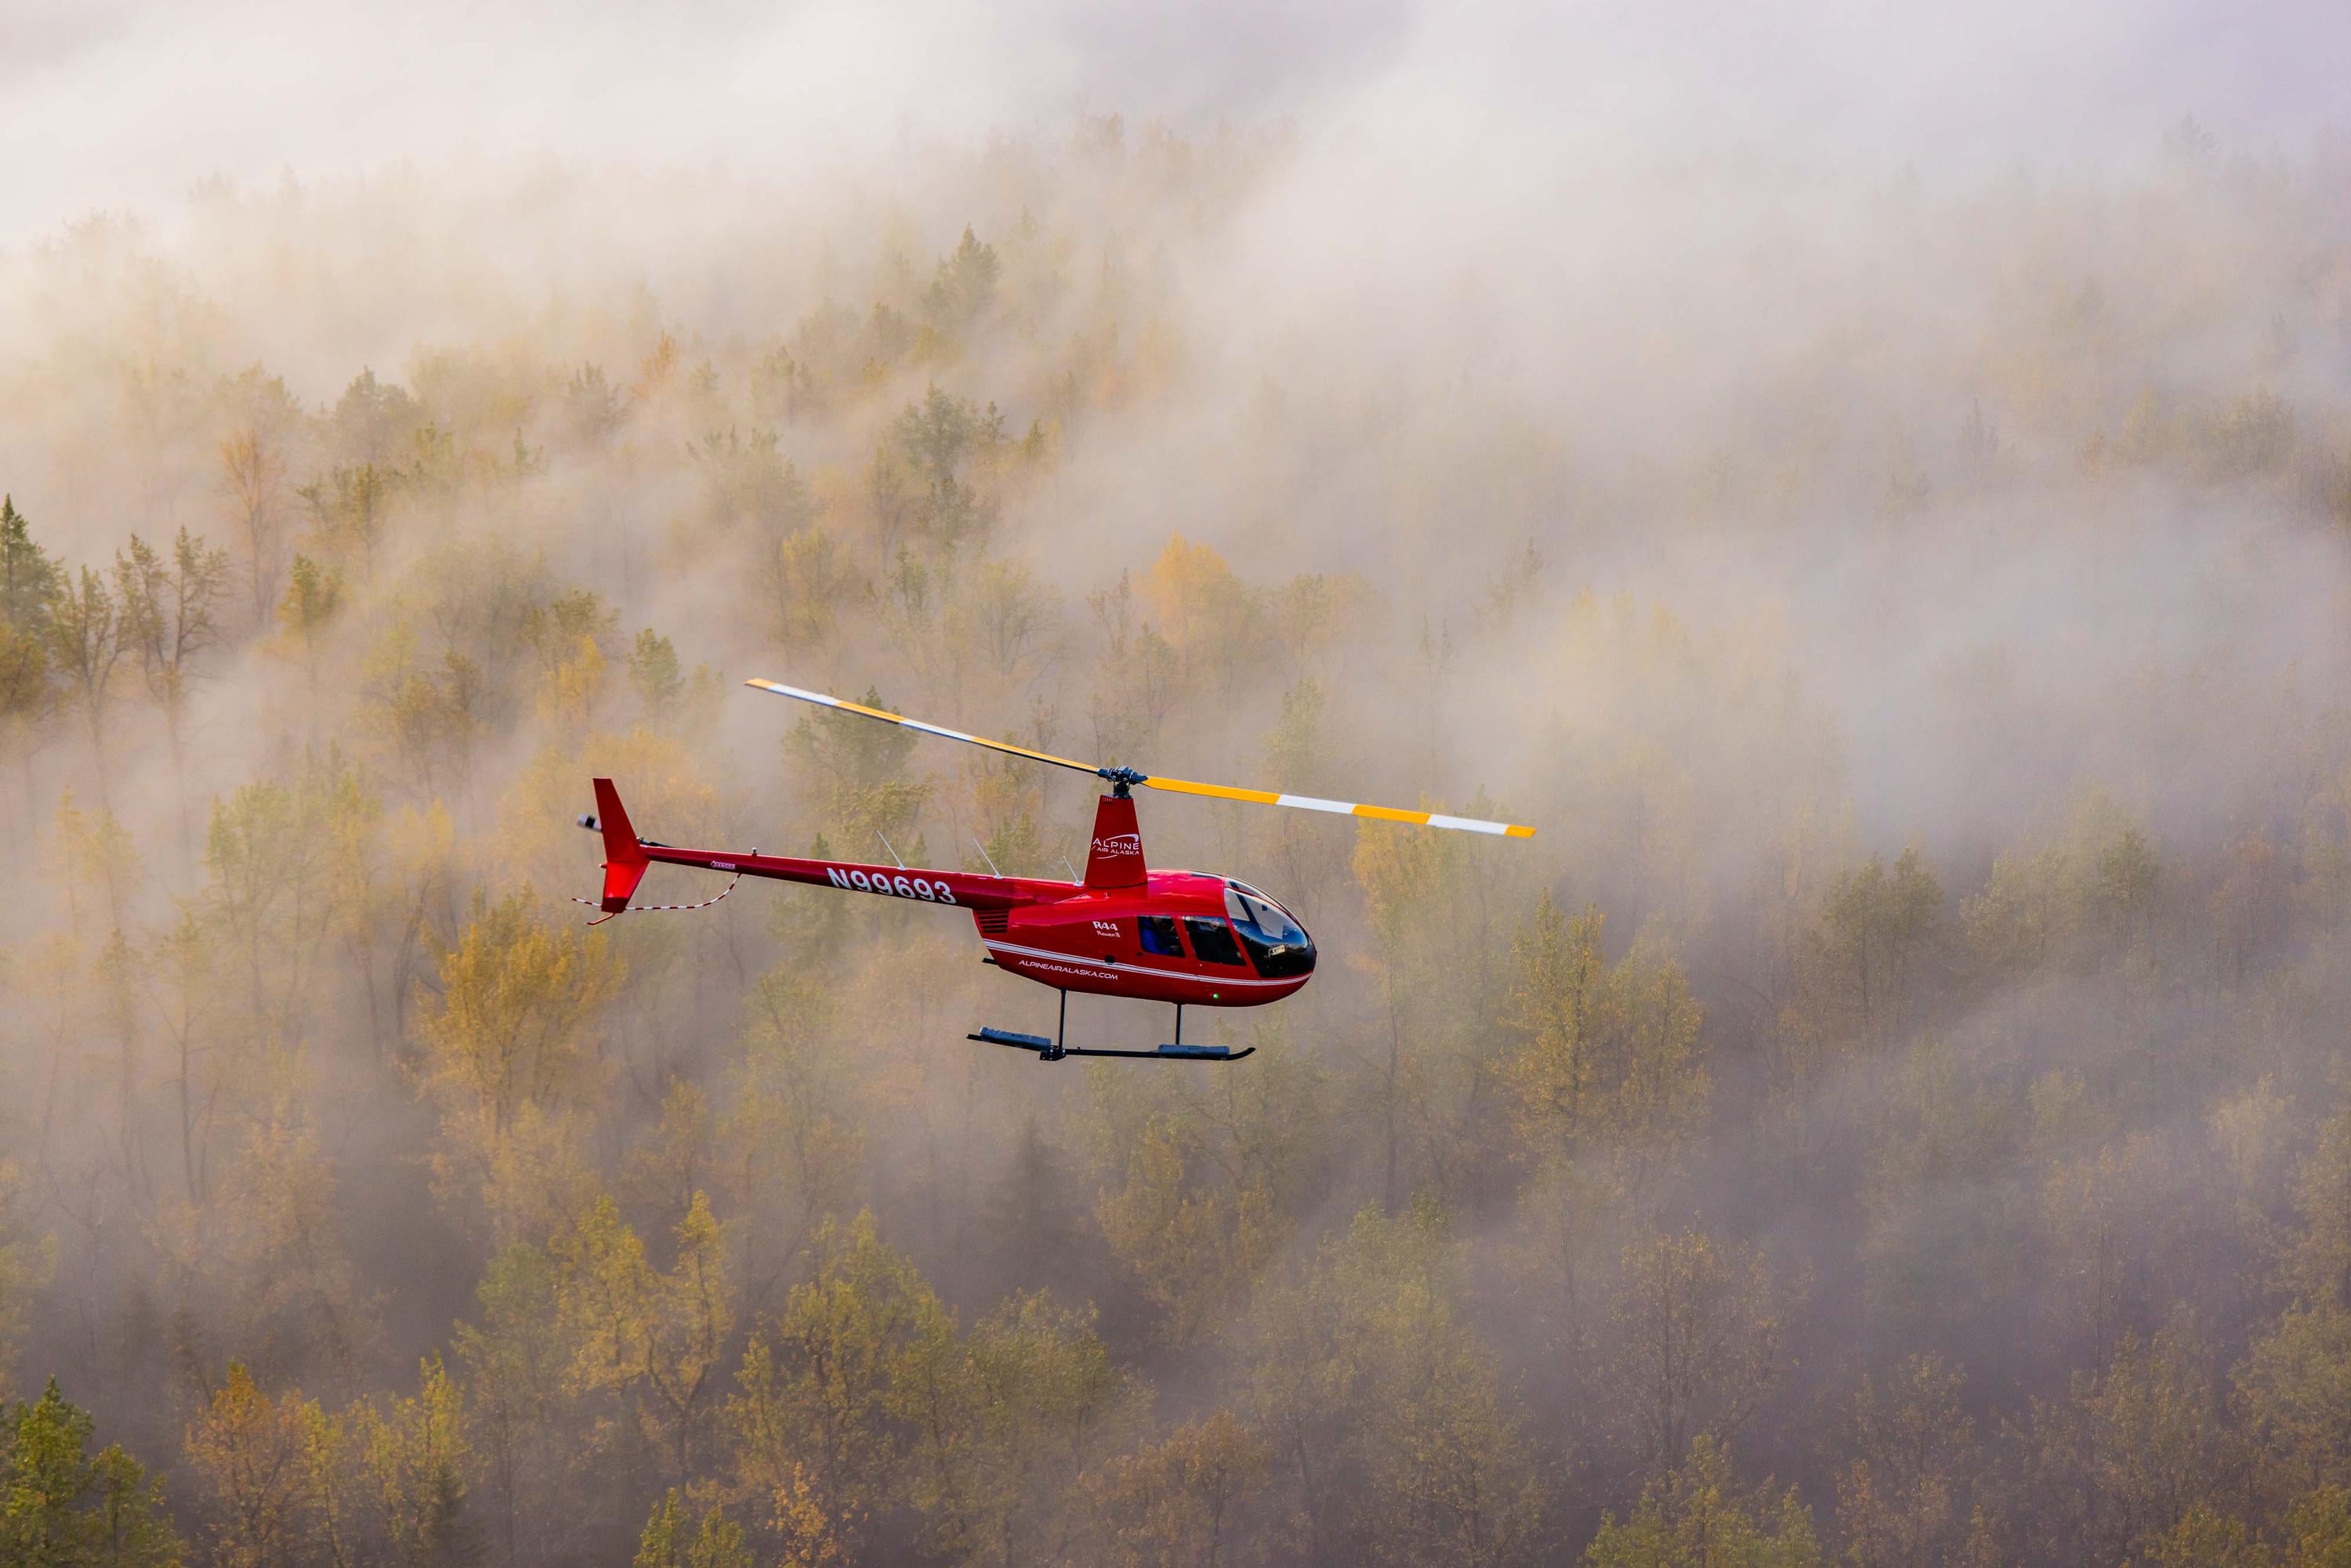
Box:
[982,939,1298,987]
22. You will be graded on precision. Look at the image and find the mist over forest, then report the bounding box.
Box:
[8,6,2351,1565]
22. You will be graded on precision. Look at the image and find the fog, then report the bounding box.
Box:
[5,4,2351,1565]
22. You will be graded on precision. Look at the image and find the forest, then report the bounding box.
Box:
[5,100,2351,1567]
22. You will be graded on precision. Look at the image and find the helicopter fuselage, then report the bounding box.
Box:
[971,867,1313,1007]
[589,780,1317,1009]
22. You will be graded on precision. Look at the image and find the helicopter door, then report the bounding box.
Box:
[1183,916,1247,966]
[1138,914,1184,958]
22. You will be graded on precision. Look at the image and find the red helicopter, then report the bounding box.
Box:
[580,679,1534,1063]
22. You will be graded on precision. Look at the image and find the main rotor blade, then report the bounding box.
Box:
[1139,774,1536,838]
[744,677,1534,838]
[744,679,1106,780]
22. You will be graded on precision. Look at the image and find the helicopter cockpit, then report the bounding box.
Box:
[1226,882,1316,978]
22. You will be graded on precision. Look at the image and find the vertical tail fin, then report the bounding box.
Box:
[1083,793,1147,888]
[589,778,650,913]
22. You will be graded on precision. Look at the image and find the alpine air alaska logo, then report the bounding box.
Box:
[1091,831,1141,859]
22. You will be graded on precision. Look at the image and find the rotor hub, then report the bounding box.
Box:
[1099,765,1149,796]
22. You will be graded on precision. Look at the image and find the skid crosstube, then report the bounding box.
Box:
[968,1027,1255,1063]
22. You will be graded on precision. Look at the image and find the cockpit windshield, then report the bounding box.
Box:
[1225,882,1315,977]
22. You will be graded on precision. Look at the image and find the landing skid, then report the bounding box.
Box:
[968,995,1255,1063]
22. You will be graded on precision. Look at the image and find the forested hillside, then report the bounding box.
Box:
[6,116,2351,1565]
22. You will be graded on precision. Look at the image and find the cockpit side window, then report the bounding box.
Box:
[1183,916,1248,966]
[1138,914,1184,958]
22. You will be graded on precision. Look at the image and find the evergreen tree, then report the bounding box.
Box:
[0,1380,184,1567]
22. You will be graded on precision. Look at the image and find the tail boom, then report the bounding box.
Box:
[638,843,1035,911]
[587,777,1050,917]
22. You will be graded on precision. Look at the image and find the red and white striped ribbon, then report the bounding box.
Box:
[570,868,744,926]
